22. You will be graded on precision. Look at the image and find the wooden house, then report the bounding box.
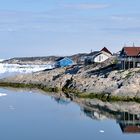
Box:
[118,112,140,133]
[119,47,140,69]
[94,47,112,63]
[84,47,112,64]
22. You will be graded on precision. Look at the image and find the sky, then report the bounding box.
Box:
[0,0,140,58]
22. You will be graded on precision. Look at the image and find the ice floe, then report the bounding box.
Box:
[99,130,105,133]
[0,93,7,97]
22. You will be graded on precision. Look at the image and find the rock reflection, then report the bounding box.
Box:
[1,86,140,134]
[52,96,71,105]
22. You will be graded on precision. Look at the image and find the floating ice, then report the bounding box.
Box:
[0,93,7,97]
[99,130,105,133]
[0,63,55,74]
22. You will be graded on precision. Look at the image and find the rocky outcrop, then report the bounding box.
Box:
[0,68,73,89]
[0,58,140,100]
[72,68,140,97]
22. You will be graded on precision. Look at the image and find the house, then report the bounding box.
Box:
[118,112,140,133]
[119,47,140,69]
[93,47,112,63]
[55,57,74,68]
[84,47,112,64]
[84,51,100,64]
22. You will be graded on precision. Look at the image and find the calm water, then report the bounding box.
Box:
[0,88,139,140]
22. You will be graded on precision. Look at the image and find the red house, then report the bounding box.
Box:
[120,47,140,69]
[119,112,140,134]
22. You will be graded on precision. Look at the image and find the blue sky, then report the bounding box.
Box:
[0,0,140,58]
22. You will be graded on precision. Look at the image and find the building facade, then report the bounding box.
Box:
[84,47,112,64]
[119,47,140,69]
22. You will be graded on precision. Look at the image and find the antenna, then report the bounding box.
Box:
[133,42,135,47]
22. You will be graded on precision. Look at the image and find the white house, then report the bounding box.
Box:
[93,47,112,63]
[84,47,112,64]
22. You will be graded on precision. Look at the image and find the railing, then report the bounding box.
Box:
[119,57,140,62]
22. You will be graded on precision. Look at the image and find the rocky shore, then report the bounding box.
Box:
[0,56,140,102]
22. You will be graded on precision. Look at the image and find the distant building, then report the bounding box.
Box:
[113,51,121,57]
[119,47,140,69]
[84,47,112,64]
[55,57,74,68]
[84,51,99,64]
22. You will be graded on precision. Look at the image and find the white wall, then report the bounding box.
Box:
[94,53,109,63]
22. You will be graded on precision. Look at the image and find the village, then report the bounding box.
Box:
[1,0,140,138]
[2,45,140,71]
[53,45,140,70]
[1,46,140,135]
[43,45,140,74]
[1,45,140,100]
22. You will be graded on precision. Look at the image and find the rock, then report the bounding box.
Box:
[1,59,140,100]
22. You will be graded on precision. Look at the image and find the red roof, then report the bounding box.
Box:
[123,47,140,56]
[101,47,112,55]
[123,126,140,133]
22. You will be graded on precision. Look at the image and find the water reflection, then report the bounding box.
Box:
[1,86,140,136]
[118,112,140,133]
[49,94,140,134]
[52,96,71,105]
[81,102,140,134]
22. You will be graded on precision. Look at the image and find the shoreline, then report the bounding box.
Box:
[0,56,140,103]
[0,82,140,103]
[0,83,140,119]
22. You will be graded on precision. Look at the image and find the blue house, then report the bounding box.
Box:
[55,57,74,68]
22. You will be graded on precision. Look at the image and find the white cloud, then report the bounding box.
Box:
[63,3,110,10]
[111,15,133,21]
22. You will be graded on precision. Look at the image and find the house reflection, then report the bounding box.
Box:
[118,112,140,134]
[81,107,108,120]
[81,106,140,134]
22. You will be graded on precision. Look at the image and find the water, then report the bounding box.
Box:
[0,87,139,140]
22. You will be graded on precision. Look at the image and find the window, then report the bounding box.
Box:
[99,55,101,61]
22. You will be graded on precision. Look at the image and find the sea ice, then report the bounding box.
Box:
[0,93,7,97]
[99,130,105,133]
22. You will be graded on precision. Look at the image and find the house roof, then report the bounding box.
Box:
[122,47,140,56]
[101,47,112,55]
[55,57,65,61]
[121,125,140,133]
[56,57,73,62]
